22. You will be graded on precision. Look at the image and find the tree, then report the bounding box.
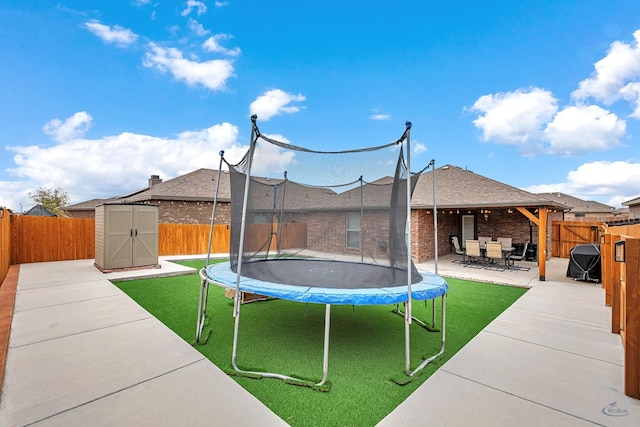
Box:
[28,186,69,216]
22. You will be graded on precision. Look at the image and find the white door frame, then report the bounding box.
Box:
[461,214,475,247]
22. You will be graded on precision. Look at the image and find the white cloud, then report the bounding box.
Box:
[85,20,138,47]
[249,89,306,121]
[543,105,626,156]
[470,87,558,146]
[203,34,241,56]
[1,113,299,211]
[413,141,427,155]
[0,180,35,212]
[143,43,235,91]
[181,0,207,16]
[188,18,209,37]
[572,30,640,105]
[369,114,390,121]
[252,134,296,176]
[469,86,628,156]
[524,160,640,207]
[42,112,93,142]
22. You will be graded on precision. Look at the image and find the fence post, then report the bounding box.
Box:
[601,233,612,307]
[624,238,640,399]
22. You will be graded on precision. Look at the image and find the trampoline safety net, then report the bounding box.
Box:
[222,116,426,289]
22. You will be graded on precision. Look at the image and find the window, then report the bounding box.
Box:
[346,212,360,248]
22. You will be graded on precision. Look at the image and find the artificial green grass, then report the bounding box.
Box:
[113,259,527,427]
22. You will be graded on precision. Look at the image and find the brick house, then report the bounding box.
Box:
[65,165,568,272]
[64,170,230,224]
[622,196,640,220]
[537,192,626,222]
[409,165,568,265]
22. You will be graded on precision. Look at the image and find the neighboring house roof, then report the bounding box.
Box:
[622,195,640,207]
[123,169,226,203]
[537,192,616,214]
[64,198,116,211]
[24,204,57,217]
[65,175,165,211]
[68,165,573,212]
[411,165,569,210]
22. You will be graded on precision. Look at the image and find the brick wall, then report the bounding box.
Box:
[411,208,563,263]
[64,210,95,219]
[152,200,231,224]
[66,200,232,225]
[411,210,458,263]
[306,210,390,260]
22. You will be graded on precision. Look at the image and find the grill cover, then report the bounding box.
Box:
[566,244,601,282]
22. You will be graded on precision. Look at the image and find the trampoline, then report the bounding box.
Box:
[203,260,447,305]
[196,116,447,389]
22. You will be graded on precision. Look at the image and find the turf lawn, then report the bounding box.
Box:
[113,259,527,426]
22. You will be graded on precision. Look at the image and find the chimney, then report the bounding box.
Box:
[148,174,162,188]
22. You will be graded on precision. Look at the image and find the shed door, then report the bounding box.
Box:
[462,215,475,247]
[106,206,134,269]
[133,205,158,267]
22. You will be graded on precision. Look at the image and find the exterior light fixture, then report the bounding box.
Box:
[615,240,625,262]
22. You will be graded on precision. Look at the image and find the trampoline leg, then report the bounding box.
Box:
[393,303,440,332]
[408,294,447,377]
[195,275,210,343]
[231,301,242,371]
[405,308,411,375]
[431,299,436,329]
[228,301,331,389]
[317,304,330,386]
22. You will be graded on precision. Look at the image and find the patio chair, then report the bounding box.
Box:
[478,236,492,247]
[485,241,506,270]
[507,241,528,267]
[464,240,482,265]
[451,236,465,260]
[497,237,512,250]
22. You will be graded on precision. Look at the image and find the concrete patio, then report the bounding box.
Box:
[0,254,639,426]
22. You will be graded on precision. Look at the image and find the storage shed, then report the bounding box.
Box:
[94,203,159,271]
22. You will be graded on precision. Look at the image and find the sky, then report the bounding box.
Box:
[3,1,640,211]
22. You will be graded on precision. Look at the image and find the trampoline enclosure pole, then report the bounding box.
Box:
[234,116,258,317]
[206,154,225,266]
[405,121,412,374]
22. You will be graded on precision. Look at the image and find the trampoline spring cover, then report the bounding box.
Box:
[202,259,448,306]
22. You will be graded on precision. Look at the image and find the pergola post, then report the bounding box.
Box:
[538,206,547,281]
[515,206,548,281]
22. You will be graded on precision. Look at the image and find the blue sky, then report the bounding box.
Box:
[3,0,640,211]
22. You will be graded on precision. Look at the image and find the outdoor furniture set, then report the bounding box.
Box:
[451,236,529,270]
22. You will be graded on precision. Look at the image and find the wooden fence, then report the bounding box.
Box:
[0,216,308,284]
[158,223,230,255]
[0,209,10,285]
[10,216,95,264]
[551,220,602,258]
[601,223,640,399]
